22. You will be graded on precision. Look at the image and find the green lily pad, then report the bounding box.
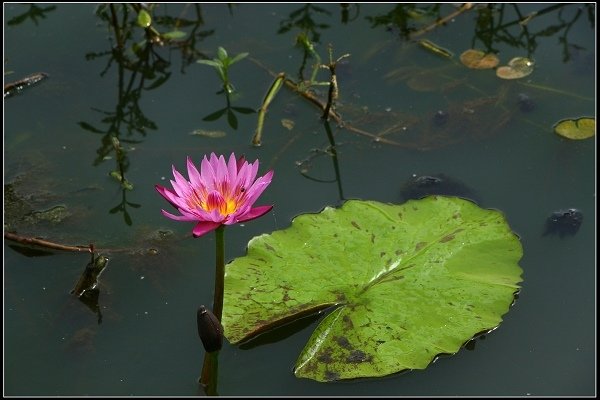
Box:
[223,197,523,382]
[553,117,595,140]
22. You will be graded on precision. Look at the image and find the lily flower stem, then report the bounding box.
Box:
[199,225,225,395]
[200,351,219,396]
[213,225,225,321]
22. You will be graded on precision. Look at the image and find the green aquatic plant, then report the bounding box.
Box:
[197,46,249,95]
[222,197,523,381]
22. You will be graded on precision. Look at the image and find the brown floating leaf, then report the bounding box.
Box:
[281,118,295,130]
[496,57,535,80]
[553,117,595,140]
[459,49,500,69]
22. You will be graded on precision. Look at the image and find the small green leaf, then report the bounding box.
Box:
[197,59,222,68]
[553,117,595,140]
[162,30,187,40]
[223,197,523,382]
[217,47,228,62]
[136,9,152,28]
[229,52,249,65]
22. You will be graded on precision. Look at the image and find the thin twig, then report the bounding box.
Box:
[4,231,93,253]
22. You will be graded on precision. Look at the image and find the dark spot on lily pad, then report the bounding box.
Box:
[336,336,352,349]
[324,370,340,381]
[543,208,583,238]
[347,350,372,363]
[318,348,334,363]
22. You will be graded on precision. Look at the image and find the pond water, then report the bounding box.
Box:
[3,3,596,396]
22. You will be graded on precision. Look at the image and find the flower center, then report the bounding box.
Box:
[201,191,237,216]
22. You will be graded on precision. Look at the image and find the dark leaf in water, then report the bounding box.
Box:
[232,106,257,114]
[517,93,536,113]
[124,210,133,226]
[543,208,583,238]
[145,72,172,90]
[227,109,238,130]
[78,121,105,134]
[399,173,480,204]
[202,108,227,121]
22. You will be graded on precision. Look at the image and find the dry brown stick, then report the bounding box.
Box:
[4,231,93,253]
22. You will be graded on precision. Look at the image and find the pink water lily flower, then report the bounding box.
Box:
[156,153,274,237]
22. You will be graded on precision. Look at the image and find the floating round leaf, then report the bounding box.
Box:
[223,197,523,382]
[553,117,595,140]
[496,57,535,80]
[459,49,500,69]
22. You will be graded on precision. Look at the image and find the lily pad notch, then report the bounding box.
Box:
[223,196,524,382]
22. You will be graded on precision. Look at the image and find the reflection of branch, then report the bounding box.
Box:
[295,120,345,202]
[323,120,345,201]
[409,3,474,39]
[109,188,141,226]
[6,4,56,26]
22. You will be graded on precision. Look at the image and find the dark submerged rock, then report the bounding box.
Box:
[517,93,536,113]
[399,173,479,204]
[543,208,583,238]
[433,110,449,126]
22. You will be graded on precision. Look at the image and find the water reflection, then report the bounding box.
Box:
[471,3,594,60]
[79,3,213,225]
[365,3,594,62]
[296,120,345,203]
[278,4,333,43]
[5,3,56,26]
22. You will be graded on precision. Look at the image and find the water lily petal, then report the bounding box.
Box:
[243,170,274,206]
[227,153,239,185]
[201,155,217,191]
[161,209,200,221]
[155,185,181,209]
[192,221,222,237]
[187,156,203,189]
[236,205,273,223]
